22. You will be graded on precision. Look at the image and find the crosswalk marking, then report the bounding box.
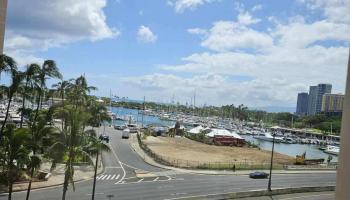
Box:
[96,174,120,181]
[101,175,107,180]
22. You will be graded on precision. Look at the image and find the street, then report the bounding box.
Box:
[1,127,336,200]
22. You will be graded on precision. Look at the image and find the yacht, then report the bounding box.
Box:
[324,145,339,155]
[254,132,283,142]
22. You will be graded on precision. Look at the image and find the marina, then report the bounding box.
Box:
[109,106,339,162]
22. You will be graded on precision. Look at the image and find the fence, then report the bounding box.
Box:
[137,133,284,170]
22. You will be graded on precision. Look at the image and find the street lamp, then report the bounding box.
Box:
[267,131,275,192]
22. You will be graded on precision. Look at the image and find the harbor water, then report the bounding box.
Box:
[110,107,338,162]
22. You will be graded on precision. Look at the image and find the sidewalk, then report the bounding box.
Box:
[2,158,103,193]
[129,134,336,176]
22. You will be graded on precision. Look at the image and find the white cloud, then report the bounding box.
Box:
[126,3,350,107]
[4,0,119,65]
[301,0,350,24]
[199,21,273,52]
[168,0,220,13]
[137,26,157,43]
[237,11,261,25]
[187,28,208,35]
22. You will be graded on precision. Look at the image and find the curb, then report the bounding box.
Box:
[170,186,335,200]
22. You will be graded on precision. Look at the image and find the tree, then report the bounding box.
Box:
[0,69,24,139]
[52,80,73,130]
[0,54,17,82]
[1,124,31,200]
[20,64,41,127]
[83,129,110,200]
[33,60,62,125]
[25,110,60,200]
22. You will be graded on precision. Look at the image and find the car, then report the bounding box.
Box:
[114,125,125,130]
[122,129,130,139]
[99,134,109,143]
[249,172,269,179]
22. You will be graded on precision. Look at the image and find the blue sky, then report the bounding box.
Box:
[3,0,350,108]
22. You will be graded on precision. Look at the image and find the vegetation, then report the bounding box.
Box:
[0,54,111,200]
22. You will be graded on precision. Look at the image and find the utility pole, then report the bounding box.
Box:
[267,132,275,192]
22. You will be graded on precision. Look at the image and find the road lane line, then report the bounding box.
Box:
[105,175,111,180]
[109,143,126,184]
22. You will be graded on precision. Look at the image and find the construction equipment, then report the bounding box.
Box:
[295,152,324,165]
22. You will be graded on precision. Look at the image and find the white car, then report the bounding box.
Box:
[122,129,130,139]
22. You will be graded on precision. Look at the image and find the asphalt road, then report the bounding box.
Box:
[1,127,336,200]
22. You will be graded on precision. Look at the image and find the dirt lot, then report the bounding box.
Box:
[143,136,294,167]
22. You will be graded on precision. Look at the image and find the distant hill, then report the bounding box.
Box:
[250,106,295,113]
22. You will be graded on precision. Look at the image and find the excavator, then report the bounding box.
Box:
[295,152,324,165]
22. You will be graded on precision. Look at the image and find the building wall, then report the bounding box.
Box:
[0,0,7,53]
[316,83,332,113]
[321,93,344,112]
[307,86,318,115]
[296,92,308,116]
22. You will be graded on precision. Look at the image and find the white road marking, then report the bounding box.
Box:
[105,175,111,180]
[109,143,126,184]
[153,177,159,181]
[96,175,103,180]
[137,178,144,183]
[115,174,120,180]
[111,174,116,180]
[101,175,107,180]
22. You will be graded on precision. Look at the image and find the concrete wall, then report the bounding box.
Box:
[336,50,350,200]
[0,0,7,53]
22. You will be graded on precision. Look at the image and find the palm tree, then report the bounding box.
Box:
[52,80,73,130]
[0,69,24,139]
[25,110,60,200]
[49,106,93,200]
[1,124,31,200]
[85,130,110,200]
[20,64,41,127]
[33,60,62,124]
[0,54,17,82]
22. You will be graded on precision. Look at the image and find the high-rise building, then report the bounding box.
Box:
[316,83,332,113]
[307,86,318,115]
[296,92,308,116]
[321,93,344,116]
[0,0,7,53]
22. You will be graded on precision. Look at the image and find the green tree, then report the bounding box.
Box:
[1,124,31,200]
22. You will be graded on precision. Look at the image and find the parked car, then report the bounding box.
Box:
[249,172,269,179]
[99,134,109,143]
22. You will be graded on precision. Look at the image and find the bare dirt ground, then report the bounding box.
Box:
[143,136,294,166]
